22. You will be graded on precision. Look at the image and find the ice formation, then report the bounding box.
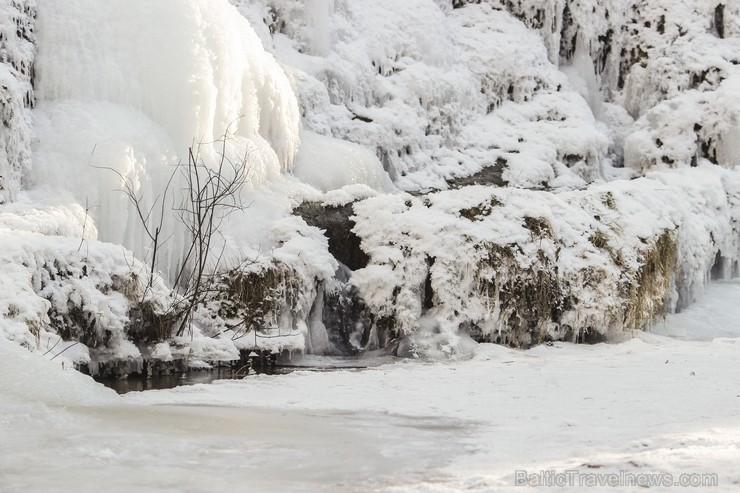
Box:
[30,0,303,267]
[243,0,611,190]
[292,130,395,193]
[1,0,319,370]
[0,0,35,203]
[0,0,738,370]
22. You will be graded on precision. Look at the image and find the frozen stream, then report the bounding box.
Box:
[2,281,740,492]
[1,402,468,492]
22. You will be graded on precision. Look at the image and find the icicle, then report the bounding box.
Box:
[306,283,331,355]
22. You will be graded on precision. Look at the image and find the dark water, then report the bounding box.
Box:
[95,366,293,394]
[95,358,378,394]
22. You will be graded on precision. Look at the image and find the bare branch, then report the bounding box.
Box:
[96,131,253,340]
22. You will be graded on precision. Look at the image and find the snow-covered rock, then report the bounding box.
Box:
[0,199,173,372]
[351,165,739,354]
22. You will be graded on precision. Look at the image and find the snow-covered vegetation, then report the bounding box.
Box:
[0,0,738,373]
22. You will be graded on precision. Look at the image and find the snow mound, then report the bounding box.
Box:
[0,207,172,370]
[0,322,118,406]
[293,130,394,193]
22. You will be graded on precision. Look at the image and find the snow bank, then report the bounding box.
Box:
[193,215,338,356]
[0,336,117,406]
[0,192,342,372]
[0,200,175,369]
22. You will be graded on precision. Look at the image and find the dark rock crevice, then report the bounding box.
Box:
[294,201,380,355]
[294,201,369,271]
[447,158,508,189]
[714,3,725,39]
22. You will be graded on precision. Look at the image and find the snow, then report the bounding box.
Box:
[292,130,395,193]
[655,280,740,341]
[258,0,611,191]
[0,0,339,360]
[350,164,739,352]
[487,0,740,171]
[0,209,171,366]
[0,0,738,366]
[2,281,739,492]
[624,74,740,172]
[0,0,35,203]
[0,336,117,407]
[0,4,737,491]
[29,0,304,271]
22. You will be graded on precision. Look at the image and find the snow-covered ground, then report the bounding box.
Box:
[2,280,739,492]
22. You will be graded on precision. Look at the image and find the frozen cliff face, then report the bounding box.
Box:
[237,0,610,190]
[483,0,737,106]
[0,0,35,204]
[33,0,300,169]
[0,0,738,365]
[624,76,740,172]
[616,2,740,173]
[483,0,740,170]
